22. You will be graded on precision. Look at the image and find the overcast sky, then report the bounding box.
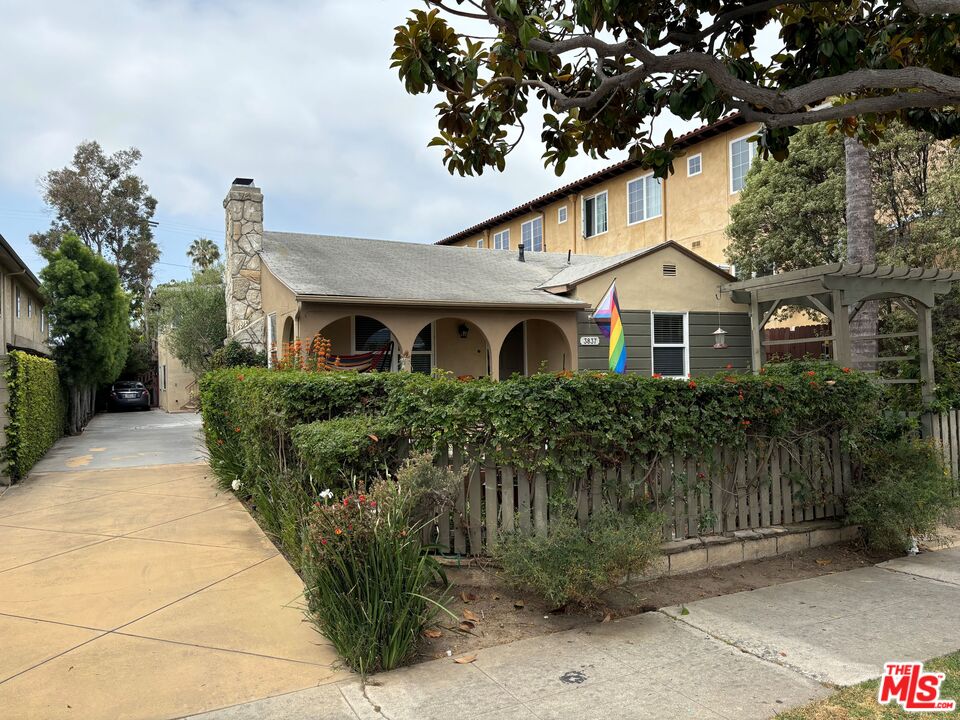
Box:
[0,0,709,284]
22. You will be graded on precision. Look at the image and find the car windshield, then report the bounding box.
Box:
[115,382,142,390]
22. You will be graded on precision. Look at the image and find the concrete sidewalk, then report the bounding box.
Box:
[193,547,960,720]
[0,411,346,720]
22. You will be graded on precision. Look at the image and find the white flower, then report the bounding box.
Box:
[319,489,334,500]
[231,479,241,492]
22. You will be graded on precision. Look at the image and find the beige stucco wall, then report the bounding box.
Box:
[0,268,49,355]
[157,336,198,412]
[435,318,489,377]
[448,122,760,268]
[571,246,740,313]
[260,262,300,355]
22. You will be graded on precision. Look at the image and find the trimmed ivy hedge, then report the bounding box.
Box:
[4,351,66,480]
[201,362,884,492]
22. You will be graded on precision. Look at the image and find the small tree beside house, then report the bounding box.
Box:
[41,234,129,433]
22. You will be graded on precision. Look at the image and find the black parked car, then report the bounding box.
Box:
[109,381,151,411]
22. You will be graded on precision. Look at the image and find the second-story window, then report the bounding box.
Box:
[27,298,33,318]
[730,135,758,193]
[521,217,543,252]
[15,287,20,318]
[583,191,608,238]
[476,238,485,249]
[687,154,702,176]
[493,229,510,250]
[558,206,568,224]
[627,174,663,224]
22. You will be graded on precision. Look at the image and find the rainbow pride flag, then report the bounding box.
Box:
[592,280,626,373]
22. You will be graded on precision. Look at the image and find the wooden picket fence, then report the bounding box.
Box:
[425,434,851,557]
[921,409,960,483]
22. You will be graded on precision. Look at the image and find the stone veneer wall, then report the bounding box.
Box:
[224,182,265,352]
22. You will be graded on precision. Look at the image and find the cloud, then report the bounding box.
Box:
[0,0,713,281]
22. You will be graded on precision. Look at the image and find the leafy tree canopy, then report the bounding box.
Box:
[393,1,960,176]
[40,234,129,387]
[726,121,960,275]
[154,266,227,376]
[31,141,159,313]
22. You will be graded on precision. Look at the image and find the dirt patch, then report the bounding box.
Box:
[417,542,898,663]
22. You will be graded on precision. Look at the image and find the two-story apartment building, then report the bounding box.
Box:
[0,233,51,357]
[437,113,759,275]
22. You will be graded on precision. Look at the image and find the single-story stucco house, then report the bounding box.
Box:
[223,179,749,378]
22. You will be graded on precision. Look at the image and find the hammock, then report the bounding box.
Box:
[320,342,393,373]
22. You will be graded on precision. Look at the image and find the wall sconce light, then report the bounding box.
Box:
[457,323,469,339]
[712,326,729,349]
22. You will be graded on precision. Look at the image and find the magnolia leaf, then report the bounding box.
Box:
[463,609,481,623]
[454,654,478,664]
[424,628,443,639]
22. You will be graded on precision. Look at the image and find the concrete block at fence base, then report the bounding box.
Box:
[662,538,705,555]
[809,528,843,548]
[731,529,761,541]
[755,527,787,537]
[668,547,709,575]
[743,537,779,561]
[706,541,744,568]
[630,556,669,582]
[776,532,810,554]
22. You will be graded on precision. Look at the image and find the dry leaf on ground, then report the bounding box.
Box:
[454,654,478,664]
[463,609,481,623]
[423,628,442,639]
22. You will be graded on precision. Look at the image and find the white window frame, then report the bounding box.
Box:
[27,298,32,318]
[15,287,20,319]
[687,153,702,177]
[159,363,167,391]
[626,172,663,226]
[557,206,568,224]
[40,310,45,333]
[493,229,511,251]
[729,133,758,194]
[521,217,544,252]
[476,238,485,249]
[582,190,609,238]
[409,322,435,374]
[650,311,689,379]
[266,312,277,367]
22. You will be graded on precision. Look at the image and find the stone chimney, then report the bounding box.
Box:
[223,178,265,351]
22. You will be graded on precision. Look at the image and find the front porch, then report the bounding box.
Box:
[288,303,578,379]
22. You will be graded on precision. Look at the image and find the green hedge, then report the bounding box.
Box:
[201,362,883,492]
[291,415,404,490]
[200,369,406,488]
[4,351,65,479]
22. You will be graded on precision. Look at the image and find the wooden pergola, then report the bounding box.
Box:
[722,263,960,403]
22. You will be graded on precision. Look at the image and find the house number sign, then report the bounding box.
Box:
[579,336,600,346]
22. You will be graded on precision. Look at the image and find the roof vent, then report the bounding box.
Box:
[692,240,701,249]
[232,177,254,186]
[662,263,678,277]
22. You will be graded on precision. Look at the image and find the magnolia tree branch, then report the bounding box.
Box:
[451,1,960,127]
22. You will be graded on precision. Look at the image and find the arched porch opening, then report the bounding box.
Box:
[498,318,571,380]
[428,318,491,378]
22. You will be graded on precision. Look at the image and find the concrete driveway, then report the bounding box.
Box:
[0,410,345,720]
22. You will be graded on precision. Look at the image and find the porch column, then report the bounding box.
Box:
[749,293,763,373]
[831,290,852,367]
[917,303,936,404]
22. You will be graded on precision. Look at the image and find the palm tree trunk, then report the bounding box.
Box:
[844,136,878,368]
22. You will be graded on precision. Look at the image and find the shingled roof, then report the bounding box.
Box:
[261,232,595,307]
